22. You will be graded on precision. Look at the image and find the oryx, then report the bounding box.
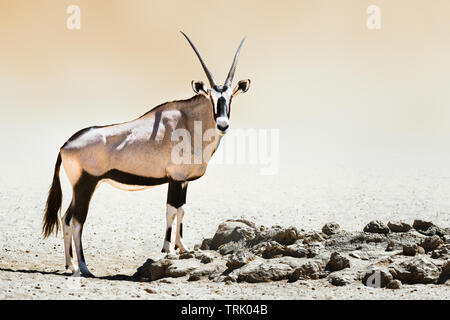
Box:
[42,32,251,277]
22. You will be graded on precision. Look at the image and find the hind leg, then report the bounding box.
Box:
[62,203,76,274]
[71,218,93,277]
[71,172,98,277]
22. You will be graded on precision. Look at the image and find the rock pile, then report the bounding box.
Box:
[134,219,450,288]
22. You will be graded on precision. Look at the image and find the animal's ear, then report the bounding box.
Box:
[232,79,251,97]
[191,80,208,96]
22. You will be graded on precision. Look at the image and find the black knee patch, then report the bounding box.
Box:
[64,208,73,226]
[165,227,172,242]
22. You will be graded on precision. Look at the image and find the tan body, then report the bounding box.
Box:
[61,95,220,189]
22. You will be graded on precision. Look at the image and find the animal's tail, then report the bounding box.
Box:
[42,152,63,238]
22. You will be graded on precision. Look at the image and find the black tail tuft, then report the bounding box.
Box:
[42,152,63,238]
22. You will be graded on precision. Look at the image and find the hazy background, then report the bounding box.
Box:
[1,0,450,232]
[2,0,450,158]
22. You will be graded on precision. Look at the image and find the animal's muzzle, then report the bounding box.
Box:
[216,117,229,133]
[216,97,229,133]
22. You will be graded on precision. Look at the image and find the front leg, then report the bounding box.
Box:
[161,181,189,254]
[161,204,177,254]
[175,206,189,252]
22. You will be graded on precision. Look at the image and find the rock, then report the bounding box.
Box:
[444,235,450,243]
[306,244,324,258]
[236,261,292,283]
[248,226,301,246]
[199,238,212,250]
[218,241,243,255]
[362,267,394,288]
[322,223,341,236]
[437,260,450,284]
[325,252,350,272]
[389,256,440,284]
[363,221,390,234]
[356,232,387,244]
[165,259,200,278]
[324,231,373,252]
[302,231,327,245]
[135,259,172,281]
[388,221,412,233]
[386,240,396,251]
[195,252,215,264]
[276,256,310,269]
[402,244,420,256]
[249,240,307,259]
[135,219,447,287]
[328,270,353,286]
[210,220,256,250]
[386,279,402,289]
[413,220,434,232]
[349,251,369,261]
[261,241,289,259]
[421,235,443,252]
[442,260,450,274]
[289,260,324,282]
[179,252,195,259]
[431,245,450,259]
[226,250,255,270]
[285,243,308,258]
[188,264,222,281]
[413,219,434,231]
[272,227,302,245]
[144,288,157,294]
[418,226,450,238]
[187,272,203,281]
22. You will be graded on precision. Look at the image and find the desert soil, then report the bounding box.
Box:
[1,143,449,299]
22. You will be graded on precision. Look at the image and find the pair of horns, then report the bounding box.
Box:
[180,31,245,88]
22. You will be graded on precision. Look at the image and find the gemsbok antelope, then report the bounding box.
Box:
[42,32,251,277]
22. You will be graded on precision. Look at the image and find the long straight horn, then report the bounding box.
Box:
[180,31,216,88]
[224,37,246,87]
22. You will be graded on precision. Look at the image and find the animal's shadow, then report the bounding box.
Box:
[0,267,148,283]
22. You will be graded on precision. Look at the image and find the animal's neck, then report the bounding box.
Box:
[181,95,222,165]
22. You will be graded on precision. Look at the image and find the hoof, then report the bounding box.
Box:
[72,269,82,277]
[161,242,175,255]
[165,253,178,260]
[72,269,94,278]
[65,264,77,275]
[176,244,191,254]
[78,265,95,278]
[81,270,95,278]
